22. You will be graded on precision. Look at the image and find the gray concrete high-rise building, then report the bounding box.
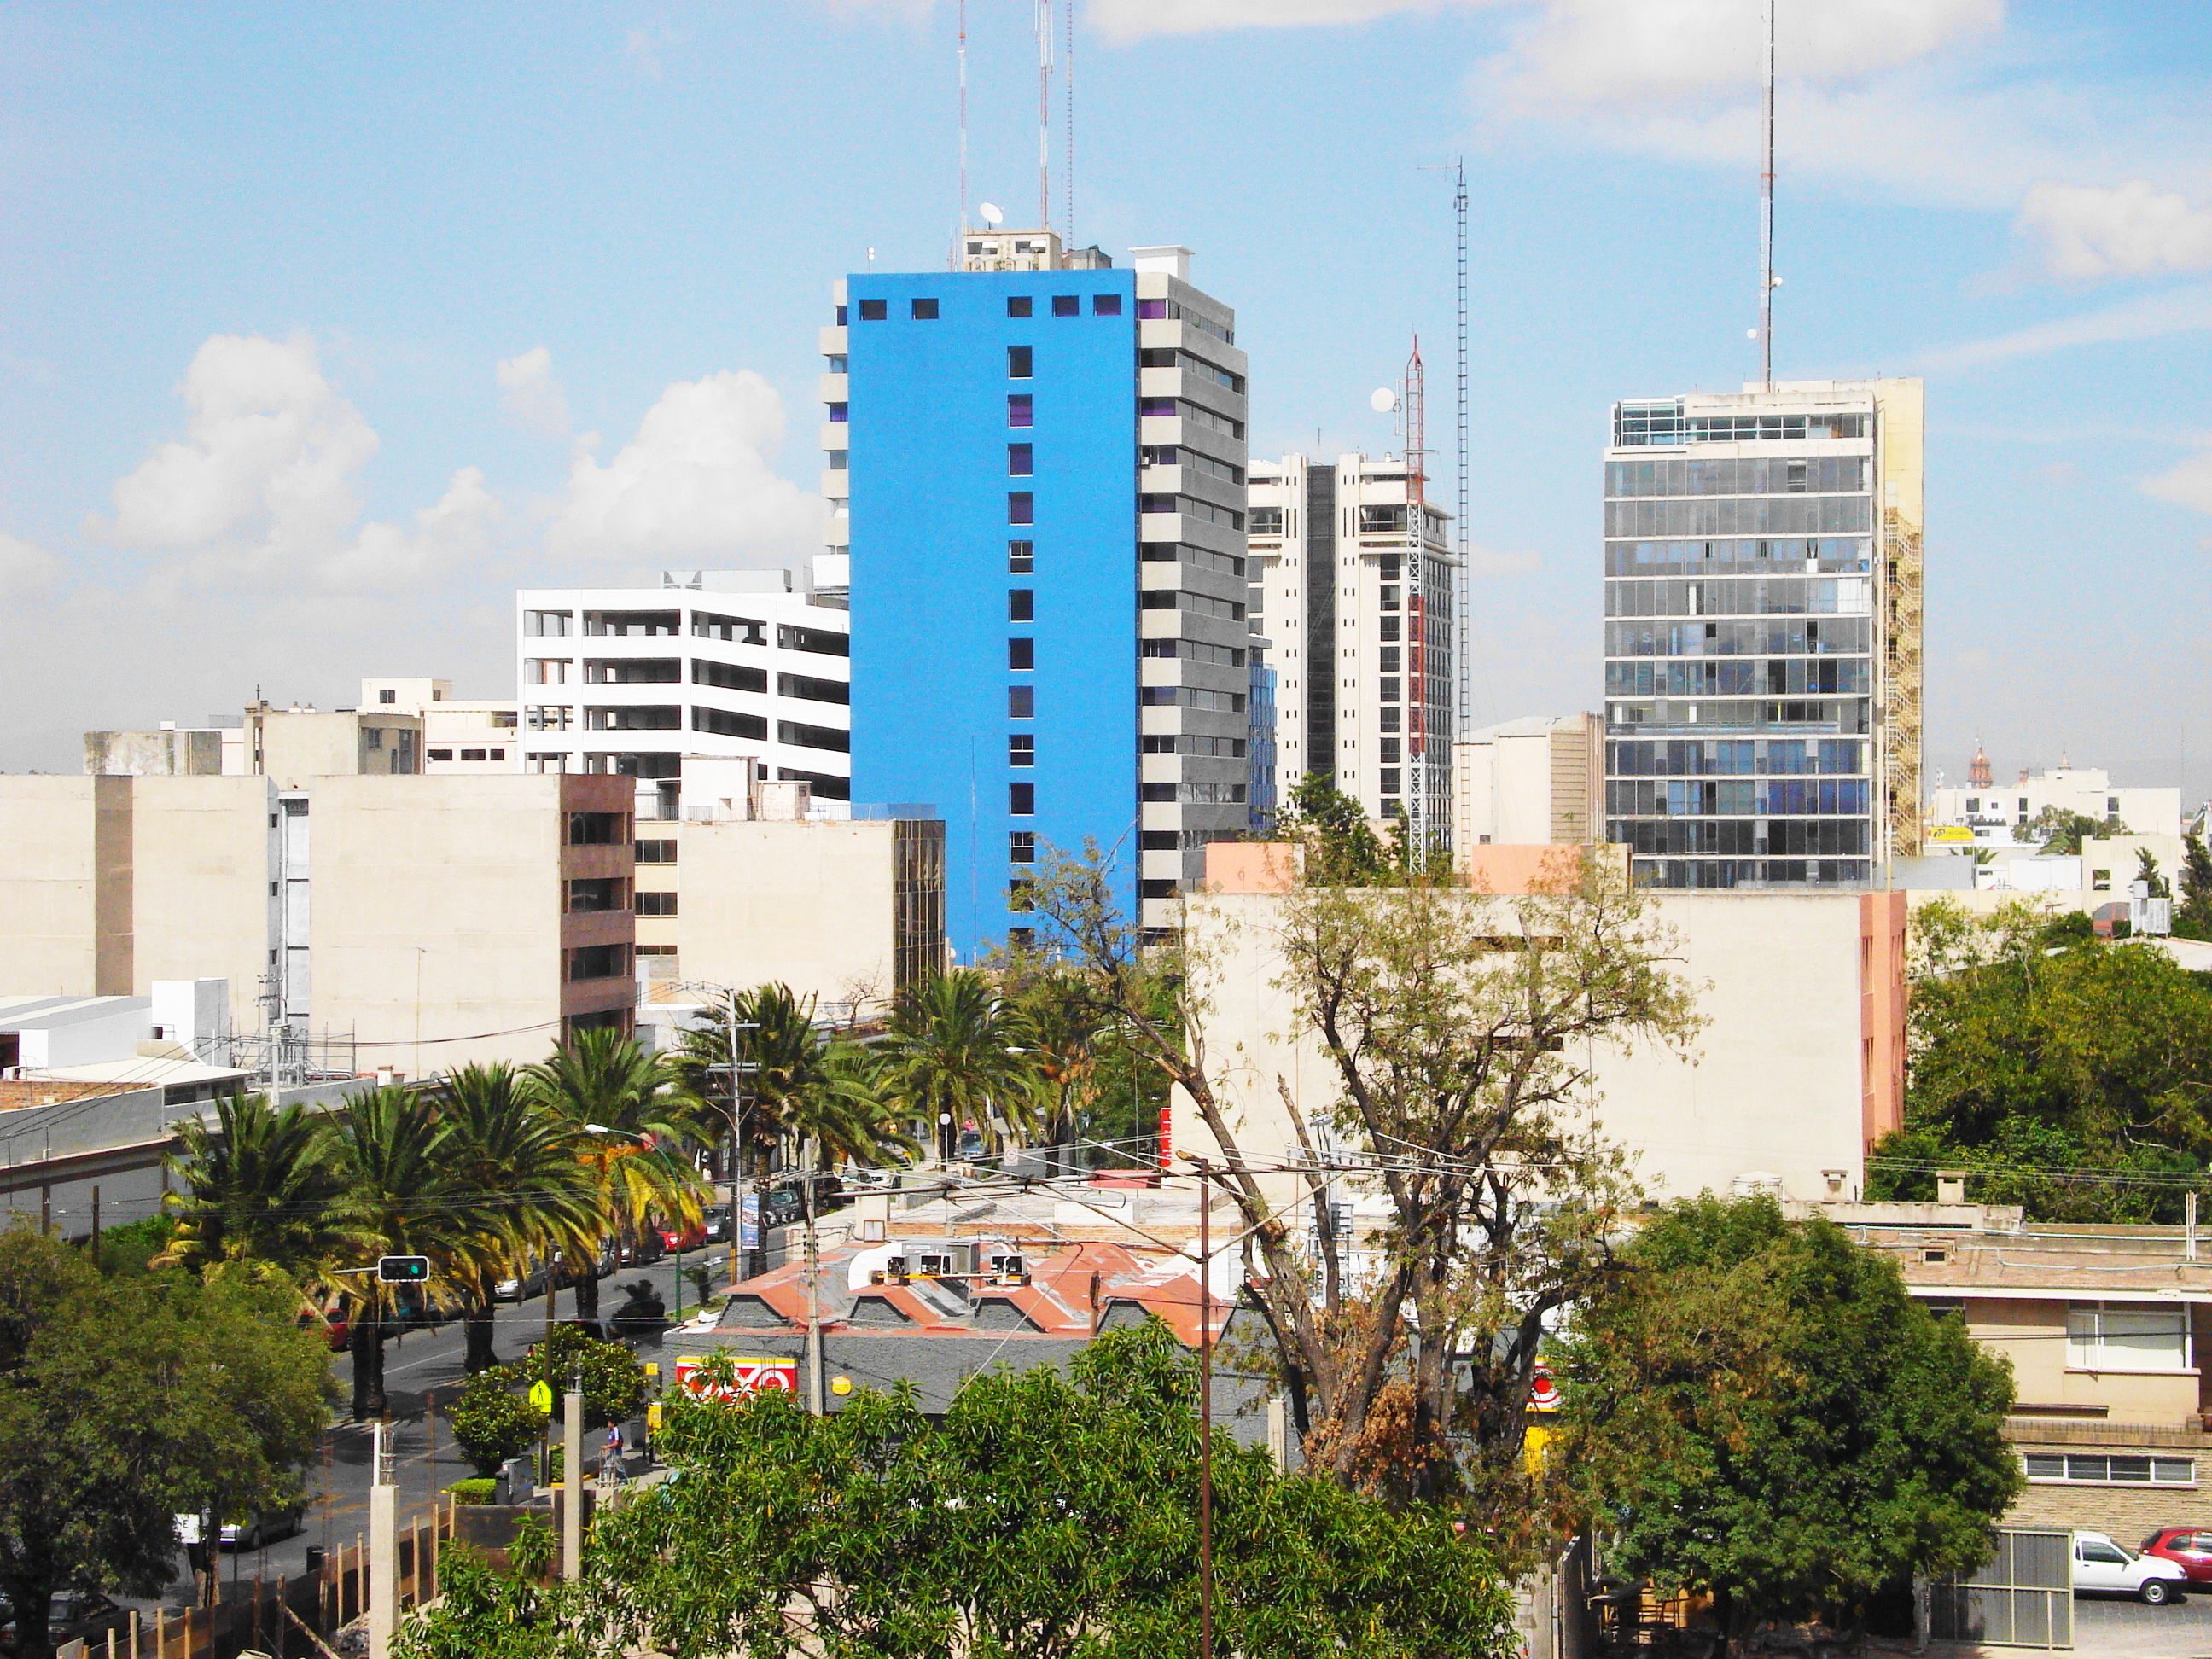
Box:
[1601,379,1924,888]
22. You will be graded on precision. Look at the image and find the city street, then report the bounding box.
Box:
[127,1246,742,1613]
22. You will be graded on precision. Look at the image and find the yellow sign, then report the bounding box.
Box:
[1929,825,1977,844]
[528,1380,554,1414]
[831,1375,853,1396]
[647,1401,663,1430]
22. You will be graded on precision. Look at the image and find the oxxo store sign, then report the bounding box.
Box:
[672,1356,800,1400]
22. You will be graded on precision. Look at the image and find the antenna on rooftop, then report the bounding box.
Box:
[956,0,969,248]
[1036,0,1055,230]
[1758,0,1776,389]
[1063,0,1075,247]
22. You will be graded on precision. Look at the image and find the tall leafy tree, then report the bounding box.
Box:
[156,1093,351,1299]
[1557,1196,2021,1648]
[394,1323,1514,1659]
[329,1086,467,1419]
[2177,835,2212,940]
[881,969,1039,1161]
[0,1226,329,1659]
[436,1063,600,1373]
[2029,805,2122,855]
[525,1030,707,1323]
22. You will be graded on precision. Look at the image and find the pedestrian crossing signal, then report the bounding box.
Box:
[376,1255,430,1283]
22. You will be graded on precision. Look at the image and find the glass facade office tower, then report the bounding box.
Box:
[1602,379,1924,888]
[832,234,1256,957]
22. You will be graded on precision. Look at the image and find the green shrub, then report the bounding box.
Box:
[448,1369,547,1478]
[445,1478,497,1505]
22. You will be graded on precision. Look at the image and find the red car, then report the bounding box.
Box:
[2141,1528,2212,1583]
[297,1304,351,1353]
[655,1220,707,1253]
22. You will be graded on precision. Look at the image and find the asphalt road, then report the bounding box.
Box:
[2067,1589,2212,1659]
[125,1246,742,1614]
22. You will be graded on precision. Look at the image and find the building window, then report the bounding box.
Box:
[826,450,847,469]
[488,748,505,760]
[567,943,630,982]
[1138,299,1167,320]
[525,609,573,637]
[1380,770,1401,796]
[1380,678,1401,704]
[1249,506,1284,535]
[1009,734,1034,766]
[1008,394,1033,428]
[1009,831,1036,864]
[1007,540,1034,573]
[777,672,849,705]
[857,299,887,320]
[777,623,850,657]
[568,812,626,845]
[635,891,678,917]
[1010,783,1035,815]
[634,838,677,864]
[460,748,486,762]
[693,611,768,646]
[568,877,626,912]
[827,402,847,422]
[1008,346,1033,378]
[1051,294,1079,317]
[1008,685,1034,719]
[2068,1301,2190,1371]
[1009,638,1034,671]
[1008,443,1033,477]
[1009,927,1036,949]
[1006,295,1033,317]
[427,748,453,761]
[911,297,940,319]
[378,689,397,704]
[777,719,851,754]
[1009,492,1034,525]
[692,660,768,693]
[2025,1453,2195,1486]
[1009,589,1034,622]
[694,707,769,740]
[1092,293,1122,316]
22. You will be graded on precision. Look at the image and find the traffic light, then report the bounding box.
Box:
[376,1255,430,1283]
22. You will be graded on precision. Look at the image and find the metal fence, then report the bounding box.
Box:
[1928,1528,2073,1650]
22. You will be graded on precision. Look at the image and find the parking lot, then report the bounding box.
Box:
[2066,1591,2212,1658]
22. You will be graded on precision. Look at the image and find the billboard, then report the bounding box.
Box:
[672,1355,799,1401]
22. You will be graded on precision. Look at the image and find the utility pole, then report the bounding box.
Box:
[90,1185,100,1270]
[726,996,749,1281]
[562,1376,584,1580]
[805,1138,825,1416]
[1196,1157,1215,1659]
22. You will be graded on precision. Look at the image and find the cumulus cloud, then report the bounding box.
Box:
[1914,284,2212,373]
[2017,180,2212,280]
[0,533,60,595]
[496,346,572,438]
[548,370,824,566]
[93,332,499,593]
[2144,446,2212,516]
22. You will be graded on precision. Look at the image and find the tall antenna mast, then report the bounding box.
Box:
[1036,0,1054,231]
[1759,0,1776,388]
[1063,0,1075,246]
[957,0,969,249]
[1453,157,1470,743]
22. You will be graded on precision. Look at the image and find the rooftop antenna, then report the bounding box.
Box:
[1759,0,1776,389]
[1036,0,1054,231]
[1063,0,1075,246]
[958,0,969,245]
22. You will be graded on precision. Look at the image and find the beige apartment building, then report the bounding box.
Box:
[1181,841,1906,1211]
[1452,713,1605,847]
[0,771,636,1071]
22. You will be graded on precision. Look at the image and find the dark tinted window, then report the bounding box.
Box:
[857,299,887,320]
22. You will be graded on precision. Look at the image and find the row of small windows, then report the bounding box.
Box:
[1137,348,1245,395]
[427,748,505,763]
[1607,779,1871,818]
[1606,619,1873,659]
[1141,638,1247,667]
[853,292,1128,322]
[1139,396,1245,439]
[1605,457,1867,498]
[1142,541,1247,578]
[1611,406,1866,445]
[1610,700,1871,736]
[1610,819,1871,855]
[1143,782,1249,804]
[1140,590,1247,622]
[521,609,839,655]
[1606,576,1873,620]
[1142,734,1249,757]
[1605,660,1871,697]
[1141,445,1246,486]
[1139,494,1245,530]
[1605,537,1871,575]
[1632,859,1873,888]
[1605,497,1872,538]
[1608,738,1865,777]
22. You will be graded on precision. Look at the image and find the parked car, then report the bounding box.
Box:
[0,1590,121,1651]
[220,1501,307,1551]
[655,1220,707,1254]
[2140,1528,2212,1584]
[2074,1530,2190,1603]
[494,1256,550,1302]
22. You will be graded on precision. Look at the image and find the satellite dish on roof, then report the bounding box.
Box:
[979,201,1004,225]
[1370,387,1397,414]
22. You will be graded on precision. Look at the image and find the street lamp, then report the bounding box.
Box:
[663,981,760,1283]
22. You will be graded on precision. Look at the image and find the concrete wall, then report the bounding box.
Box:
[1179,873,1884,1209]
[128,777,274,1039]
[248,708,422,789]
[0,777,132,996]
[675,818,909,1013]
[1452,715,1604,849]
[84,729,224,777]
[308,774,633,1071]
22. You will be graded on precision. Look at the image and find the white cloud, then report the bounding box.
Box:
[2017,180,2212,280]
[2144,447,2212,517]
[94,332,500,593]
[1487,0,2000,108]
[1914,284,2212,373]
[549,370,824,566]
[496,346,572,439]
[0,533,60,595]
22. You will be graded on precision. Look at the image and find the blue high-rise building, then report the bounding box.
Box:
[829,234,1257,958]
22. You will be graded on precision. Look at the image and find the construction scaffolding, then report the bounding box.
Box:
[1883,505,1926,859]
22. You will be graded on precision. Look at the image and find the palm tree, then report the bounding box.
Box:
[329,1086,466,1420]
[158,1093,351,1296]
[436,1062,600,1373]
[1010,969,1107,1172]
[525,1029,707,1324]
[882,969,1039,1161]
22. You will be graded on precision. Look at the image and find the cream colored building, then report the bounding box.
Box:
[1929,763,2183,843]
[1452,714,1604,847]
[1179,843,1905,1214]
[359,677,521,775]
[0,771,637,1071]
[242,700,422,787]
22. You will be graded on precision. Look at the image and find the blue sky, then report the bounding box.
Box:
[3,0,2209,799]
